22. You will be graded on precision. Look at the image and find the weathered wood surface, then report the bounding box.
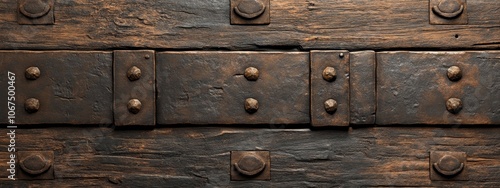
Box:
[1,127,499,187]
[0,0,499,50]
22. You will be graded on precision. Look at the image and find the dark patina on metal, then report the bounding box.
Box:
[17,0,54,25]
[17,151,54,180]
[430,0,467,25]
[231,151,270,181]
[230,0,270,25]
[430,151,467,181]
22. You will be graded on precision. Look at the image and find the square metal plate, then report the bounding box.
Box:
[231,151,270,181]
[429,0,467,25]
[231,0,270,25]
[17,151,54,180]
[430,151,468,181]
[18,0,55,25]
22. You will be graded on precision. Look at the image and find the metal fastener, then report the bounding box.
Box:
[322,67,337,82]
[127,99,142,114]
[244,67,259,81]
[446,98,462,114]
[234,154,266,176]
[447,66,462,81]
[25,66,41,80]
[433,154,464,177]
[324,99,338,114]
[25,98,40,113]
[144,54,151,59]
[244,98,259,114]
[19,0,51,19]
[127,66,142,81]
[339,53,344,58]
[234,0,266,19]
[19,154,52,175]
[432,0,464,19]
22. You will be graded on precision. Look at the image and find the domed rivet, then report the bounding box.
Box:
[19,0,51,19]
[127,99,142,114]
[234,154,266,176]
[25,66,41,80]
[447,66,462,81]
[322,67,337,82]
[244,67,259,81]
[127,66,142,81]
[25,98,40,113]
[432,0,464,19]
[244,98,259,114]
[446,98,462,114]
[19,154,52,175]
[324,99,338,114]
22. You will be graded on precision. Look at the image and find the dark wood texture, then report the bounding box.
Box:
[311,50,350,126]
[349,51,376,125]
[156,51,310,125]
[1,127,499,187]
[0,0,498,50]
[0,51,113,125]
[114,50,156,127]
[377,51,500,125]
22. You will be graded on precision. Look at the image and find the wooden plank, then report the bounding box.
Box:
[377,51,500,125]
[0,127,499,186]
[350,51,376,125]
[0,0,498,50]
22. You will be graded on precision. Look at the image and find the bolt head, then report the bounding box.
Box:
[127,99,142,114]
[25,66,41,80]
[447,66,462,81]
[235,0,266,19]
[127,66,142,81]
[322,67,337,82]
[446,98,462,114]
[235,154,266,176]
[437,155,461,172]
[438,0,461,13]
[25,98,40,113]
[324,99,338,114]
[244,67,259,81]
[244,98,259,114]
[20,154,51,175]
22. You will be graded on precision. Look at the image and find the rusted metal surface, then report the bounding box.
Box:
[114,50,155,127]
[430,0,467,25]
[17,0,54,25]
[231,151,270,181]
[349,51,376,125]
[377,51,500,125]
[430,151,467,181]
[310,50,350,127]
[156,51,309,125]
[230,0,270,25]
[0,51,113,125]
[17,151,54,180]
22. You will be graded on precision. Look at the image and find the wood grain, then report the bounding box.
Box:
[0,0,498,50]
[1,127,499,187]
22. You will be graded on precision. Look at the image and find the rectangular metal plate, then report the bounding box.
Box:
[350,51,376,125]
[310,50,350,127]
[0,51,113,125]
[156,51,309,125]
[377,51,500,125]
[114,50,155,127]
[429,0,467,25]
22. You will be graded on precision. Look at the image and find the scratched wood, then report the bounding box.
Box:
[0,0,498,50]
[0,127,499,187]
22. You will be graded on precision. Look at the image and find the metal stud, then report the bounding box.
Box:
[127,66,142,81]
[127,99,142,114]
[25,98,40,113]
[244,67,259,81]
[446,98,462,114]
[447,66,462,81]
[244,98,259,114]
[25,66,41,80]
[324,99,338,114]
[322,67,337,82]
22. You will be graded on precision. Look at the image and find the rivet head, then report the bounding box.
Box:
[244,98,259,114]
[19,154,52,175]
[127,99,142,114]
[433,154,464,176]
[324,99,338,114]
[447,66,462,81]
[19,0,51,19]
[244,67,259,81]
[438,0,462,13]
[234,154,266,176]
[446,98,462,114]
[339,53,345,58]
[322,67,337,82]
[144,54,151,59]
[127,66,142,81]
[234,0,266,19]
[25,98,40,113]
[25,66,41,80]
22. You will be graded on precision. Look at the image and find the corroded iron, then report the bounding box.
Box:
[230,0,270,25]
[19,154,52,175]
[24,98,40,113]
[17,0,55,25]
[25,66,41,80]
[244,67,259,81]
[244,98,259,114]
[231,151,270,181]
[447,65,462,81]
[324,99,338,114]
[446,98,462,114]
[430,151,467,180]
[429,0,467,25]
[127,99,142,114]
[433,154,464,176]
[322,67,337,82]
[127,66,142,81]
[17,151,54,180]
